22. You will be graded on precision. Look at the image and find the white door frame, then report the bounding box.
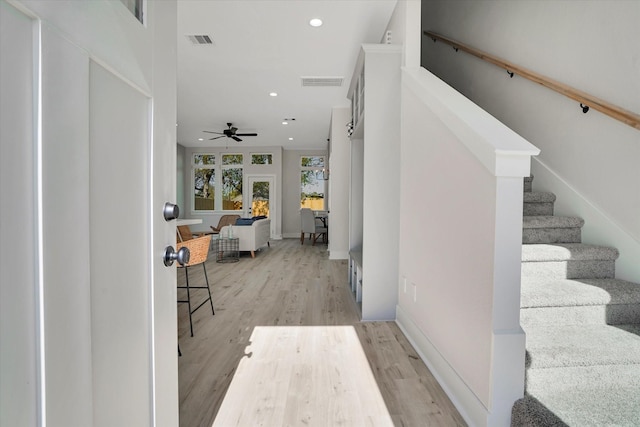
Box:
[245,174,277,238]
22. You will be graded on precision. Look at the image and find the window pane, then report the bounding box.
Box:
[252,181,270,217]
[222,154,243,165]
[301,156,324,168]
[194,154,215,165]
[194,168,215,210]
[251,154,273,165]
[222,168,243,210]
[300,171,324,209]
[119,0,143,23]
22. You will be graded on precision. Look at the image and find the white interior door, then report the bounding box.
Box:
[0,1,178,425]
[247,175,276,238]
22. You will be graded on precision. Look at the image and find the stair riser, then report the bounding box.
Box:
[521,304,640,327]
[525,364,640,392]
[523,203,554,216]
[522,260,616,280]
[522,228,581,244]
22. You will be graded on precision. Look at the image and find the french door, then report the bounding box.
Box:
[246,175,276,238]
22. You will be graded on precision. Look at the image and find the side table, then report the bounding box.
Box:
[214,237,239,263]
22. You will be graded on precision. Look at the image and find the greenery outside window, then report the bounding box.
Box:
[251,154,273,165]
[300,156,325,210]
[222,154,243,210]
[193,154,215,211]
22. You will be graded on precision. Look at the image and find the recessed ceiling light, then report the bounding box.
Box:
[309,18,323,27]
[288,137,293,140]
[269,92,278,97]
[282,121,288,125]
[198,138,204,141]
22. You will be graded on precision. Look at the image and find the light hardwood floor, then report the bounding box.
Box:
[177,238,466,427]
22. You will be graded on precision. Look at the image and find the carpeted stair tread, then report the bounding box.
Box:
[515,176,640,426]
[521,278,640,308]
[522,243,619,262]
[522,216,584,229]
[514,384,640,427]
[524,324,640,369]
[523,191,556,204]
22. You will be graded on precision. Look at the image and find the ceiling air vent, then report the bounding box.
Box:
[186,35,214,45]
[301,77,344,87]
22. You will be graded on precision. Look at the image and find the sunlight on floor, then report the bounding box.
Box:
[212,326,393,427]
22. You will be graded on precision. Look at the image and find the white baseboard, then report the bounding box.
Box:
[329,250,348,260]
[395,305,488,427]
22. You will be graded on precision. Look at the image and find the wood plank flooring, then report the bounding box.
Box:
[177,238,466,427]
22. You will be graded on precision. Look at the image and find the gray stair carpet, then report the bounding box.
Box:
[512,176,640,427]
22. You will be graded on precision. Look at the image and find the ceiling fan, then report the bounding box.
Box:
[203,122,257,142]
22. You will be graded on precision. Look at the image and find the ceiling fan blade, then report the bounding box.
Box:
[235,133,258,137]
[203,131,224,134]
[232,136,242,142]
[209,135,225,140]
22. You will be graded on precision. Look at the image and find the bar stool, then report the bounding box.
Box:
[177,235,214,336]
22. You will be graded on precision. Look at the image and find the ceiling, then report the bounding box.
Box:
[176,0,398,150]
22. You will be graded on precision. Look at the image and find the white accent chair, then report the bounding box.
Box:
[219,218,271,258]
[300,208,327,245]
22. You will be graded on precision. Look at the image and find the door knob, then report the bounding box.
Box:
[163,246,190,267]
[163,202,180,221]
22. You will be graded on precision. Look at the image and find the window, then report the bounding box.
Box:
[119,0,144,23]
[251,154,273,165]
[222,154,243,210]
[193,154,215,211]
[300,156,325,210]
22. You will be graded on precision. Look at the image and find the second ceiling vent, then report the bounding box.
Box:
[301,76,344,87]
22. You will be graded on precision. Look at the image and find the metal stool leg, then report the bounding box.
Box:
[203,263,214,315]
[184,266,194,337]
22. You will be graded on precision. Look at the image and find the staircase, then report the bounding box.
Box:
[512,175,640,426]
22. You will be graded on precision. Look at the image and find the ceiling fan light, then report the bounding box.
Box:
[309,18,323,27]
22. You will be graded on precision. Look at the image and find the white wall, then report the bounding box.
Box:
[422,0,640,281]
[177,143,185,213]
[1,3,38,424]
[179,145,330,239]
[328,107,351,259]
[181,145,284,237]
[397,66,537,427]
[383,0,421,68]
